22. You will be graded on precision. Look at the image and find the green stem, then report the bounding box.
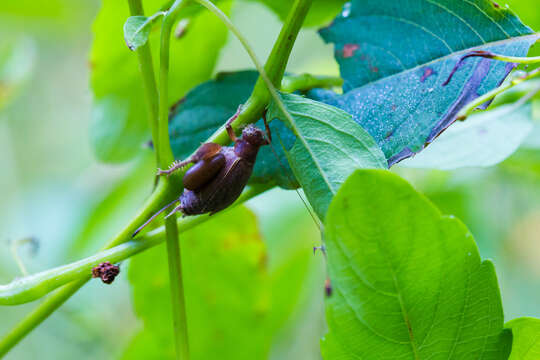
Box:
[457,67,540,120]
[164,215,189,360]
[281,73,343,93]
[250,0,314,95]
[193,0,313,147]
[0,279,88,358]
[0,0,312,355]
[195,0,314,168]
[0,185,270,306]
[128,0,161,165]
[158,0,188,169]
[0,182,171,357]
[488,54,540,65]
[158,2,191,359]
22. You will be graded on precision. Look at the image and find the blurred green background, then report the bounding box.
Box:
[0,0,539,359]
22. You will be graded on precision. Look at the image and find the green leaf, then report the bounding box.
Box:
[168,70,298,189]
[90,0,230,163]
[124,206,274,360]
[245,0,347,27]
[123,14,163,51]
[268,93,387,219]
[322,169,511,359]
[506,317,540,360]
[401,102,535,170]
[313,0,538,165]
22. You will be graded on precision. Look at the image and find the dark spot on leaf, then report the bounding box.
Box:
[371,66,379,73]
[420,67,436,82]
[493,2,500,8]
[341,43,359,58]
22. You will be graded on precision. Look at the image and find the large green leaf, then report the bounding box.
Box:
[124,206,273,360]
[322,169,511,359]
[313,0,538,166]
[268,93,387,219]
[90,0,229,163]
[245,0,347,28]
[168,70,298,189]
[401,101,536,170]
[506,317,540,360]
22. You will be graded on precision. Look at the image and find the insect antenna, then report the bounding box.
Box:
[263,115,323,232]
[132,198,179,237]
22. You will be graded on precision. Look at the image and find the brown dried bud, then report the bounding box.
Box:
[325,278,332,297]
[92,261,120,285]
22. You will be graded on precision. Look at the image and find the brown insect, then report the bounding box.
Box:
[133,107,270,236]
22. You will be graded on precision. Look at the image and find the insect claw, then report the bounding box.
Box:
[156,168,168,176]
[157,160,191,177]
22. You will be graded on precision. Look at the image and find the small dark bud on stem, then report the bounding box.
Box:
[325,278,332,297]
[92,262,120,285]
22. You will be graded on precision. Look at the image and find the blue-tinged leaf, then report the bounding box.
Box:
[323,169,512,359]
[315,0,539,165]
[400,101,535,170]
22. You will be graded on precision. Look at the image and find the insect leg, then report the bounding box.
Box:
[262,109,272,143]
[156,158,193,177]
[225,105,243,142]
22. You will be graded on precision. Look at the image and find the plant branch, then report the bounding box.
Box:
[0,0,313,355]
[281,73,343,93]
[193,0,313,149]
[158,1,191,359]
[164,214,189,360]
[457,67,540,120]
[194,0,316,170]
[158,0,188,169]
[0,181,172,357]
[0,185,270,307]
[128,0,161,165]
